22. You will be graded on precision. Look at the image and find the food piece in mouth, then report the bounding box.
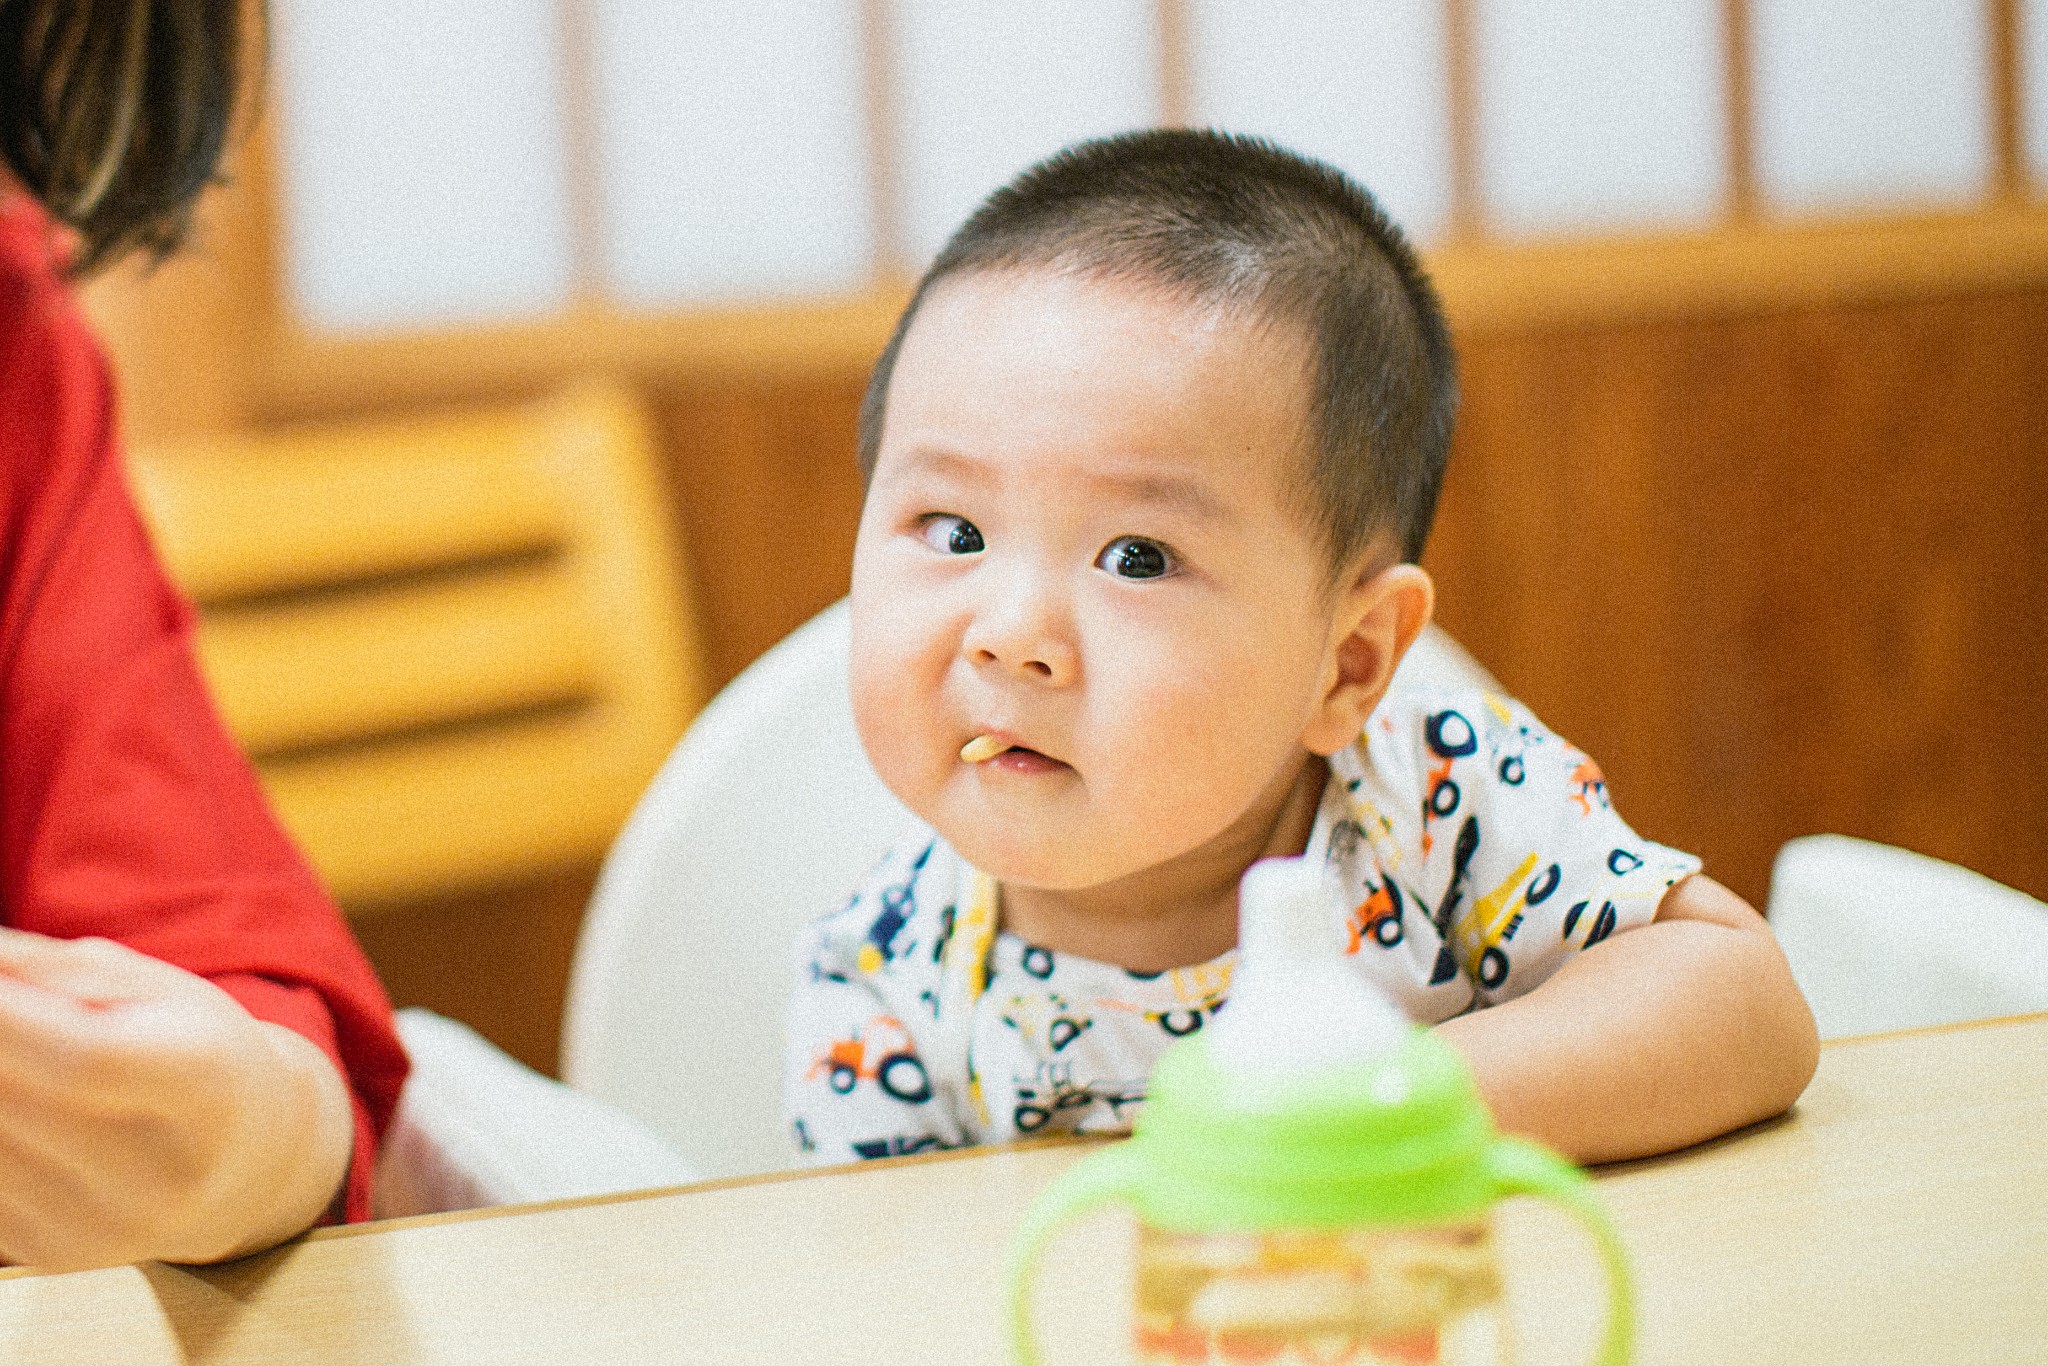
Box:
[960,734,1008,763]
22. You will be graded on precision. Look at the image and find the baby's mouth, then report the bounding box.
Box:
[986,746,1068,774]
[960,734,1068,771]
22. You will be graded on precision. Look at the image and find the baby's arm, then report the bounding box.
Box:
[1434,873,1819,1164]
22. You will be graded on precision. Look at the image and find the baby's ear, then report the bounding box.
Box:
[1302,563,1434,756]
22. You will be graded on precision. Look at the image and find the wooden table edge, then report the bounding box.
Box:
[3,1008,2042,1282]
[301,1132,1109,1244]
[1812,1005,2048,1051]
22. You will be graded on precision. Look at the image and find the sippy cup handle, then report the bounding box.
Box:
[1006,1143,1150,1366]
[1486,1137,1637,1366]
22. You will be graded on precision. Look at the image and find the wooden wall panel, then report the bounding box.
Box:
[650,375,868,690]
[349,868,596,1076]
[1428,287,2048,906]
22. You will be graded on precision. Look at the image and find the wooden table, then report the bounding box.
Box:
[2,1014,2044,1365]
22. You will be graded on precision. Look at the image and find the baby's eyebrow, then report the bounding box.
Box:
[1086,470,1232,525]
[881,446,992,490]
[881,448,1231,525]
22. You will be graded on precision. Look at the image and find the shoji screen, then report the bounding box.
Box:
[891,0,1161,266]
[270,0,577,330]
[591,0,877,305]
[1473,0,1727,236]
[2023,0,2048,185]
[1750,0,1992,211]
[1186,0,1453,243]
[267,0,2047,338]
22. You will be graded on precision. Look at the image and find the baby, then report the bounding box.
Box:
[787,129,1817,1166]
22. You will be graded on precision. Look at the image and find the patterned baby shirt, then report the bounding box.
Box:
[784,678,1701,1164]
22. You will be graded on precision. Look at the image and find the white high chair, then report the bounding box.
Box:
[374,603,1502,1213]
[1767,834,2048,1040]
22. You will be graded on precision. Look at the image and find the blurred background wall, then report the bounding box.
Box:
[82,0,2048,1073]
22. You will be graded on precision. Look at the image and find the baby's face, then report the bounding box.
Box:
[850,268,1346,893]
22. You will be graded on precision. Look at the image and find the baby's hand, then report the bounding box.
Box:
[0,928,353,1270]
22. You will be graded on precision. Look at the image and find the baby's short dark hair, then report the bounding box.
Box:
[858,127,1459,570]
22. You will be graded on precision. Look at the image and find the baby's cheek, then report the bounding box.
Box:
[1102,674,1267,797]
[1144,645,1303,757]
[848,648,935,796]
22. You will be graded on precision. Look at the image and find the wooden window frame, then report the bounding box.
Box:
[233,0,2048,422]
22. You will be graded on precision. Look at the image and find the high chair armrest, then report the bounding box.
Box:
[373,1008,700,1219]
[1767,835,2048,1041]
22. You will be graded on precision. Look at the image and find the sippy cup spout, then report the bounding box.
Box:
[1207,856,1411,1094]
[1234,855,1331,964]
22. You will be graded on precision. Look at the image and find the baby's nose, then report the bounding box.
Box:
[963,588,1077,685]
[968,632,1076,683]
[975,646,1059,679]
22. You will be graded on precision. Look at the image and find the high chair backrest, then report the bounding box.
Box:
[562,600,1501,1180]
[127,379,704,908]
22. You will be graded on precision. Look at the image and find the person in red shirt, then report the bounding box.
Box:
[0,1,407,1267]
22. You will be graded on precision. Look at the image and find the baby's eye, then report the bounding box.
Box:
[1097,536,1176,580]
[919,515,985,555]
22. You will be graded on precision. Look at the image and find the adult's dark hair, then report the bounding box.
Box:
[858,128,1459,570]
[0,0,248,275]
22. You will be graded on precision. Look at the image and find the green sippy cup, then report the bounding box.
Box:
[1006,858,1634,1366]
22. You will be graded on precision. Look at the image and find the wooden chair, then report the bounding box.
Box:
[126,379,705,908]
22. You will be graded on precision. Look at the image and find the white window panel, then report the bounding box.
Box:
[593,0,874,306]
[270,0,575,332]
[1751,0,1991,213]
[1475,0,1727,237]
[895,0,1161,266]
[1187,0,1451,243]
[2024,0,2048,188]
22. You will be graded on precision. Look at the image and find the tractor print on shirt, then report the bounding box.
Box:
[999,991,1093,1055]
[1426,815,1481,985]
[806,1014,932,1104]
[1346,877,1407,953]
[1448,852,1560,990]
[1009,1059,1149,1135]
[1477,692,1547,782]
[1567,754,1610,817]
[1101,959,1234,1038]
[1419,708,1476,856]
[1009,1060,1097,1134]
[1562,898,1620,948]
[1492,721,1532,790]
[857,840,935,975]
[850,1133,957,1160]
[1332,788,1405,877]
[1556,849,1645,952]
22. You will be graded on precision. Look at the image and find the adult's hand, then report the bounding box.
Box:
[0,927,354,1270]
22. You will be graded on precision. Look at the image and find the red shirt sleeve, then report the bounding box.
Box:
[0,200,408,1223]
